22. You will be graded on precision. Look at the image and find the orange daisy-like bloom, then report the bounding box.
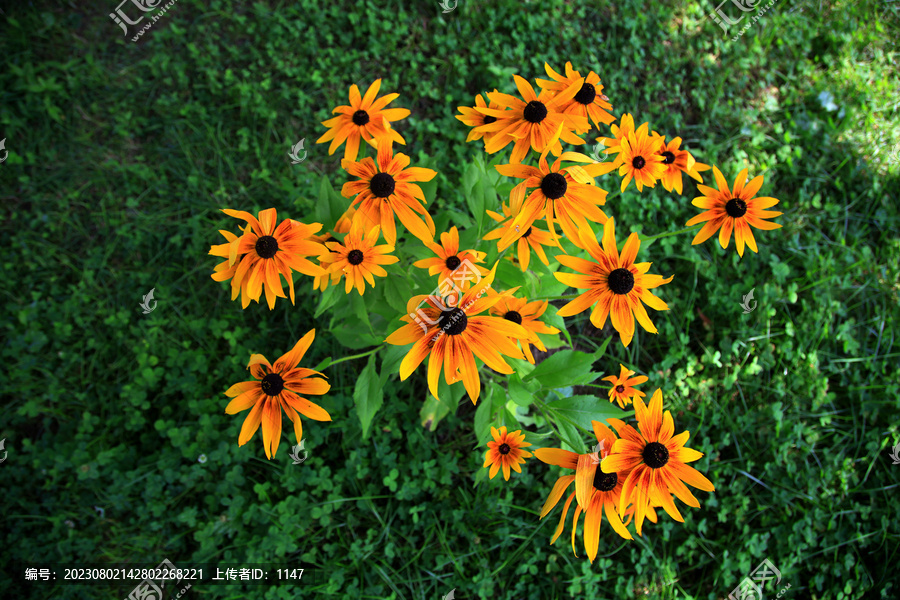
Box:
[555,218,673,347]
[595,113,636,163]
[224,330,331,460]
[483,426,532,481]
[601,389,715,536]
[210,229,242,300]
[602,363,648,409]
[484,203,559,271]
[494,125,611,251]
[655,135,710,195]
[384,264,528,404]
[535,61,615,129]
[685,167,783,257]
[341,138,437,245]
[535,420,634,563]
[325,219,399,295]
[487,291,560,364]
[215,208,327,310]
[456,90,508,148]
[316,79,409,162]
[309,207,361,292]
[481,75,590,164]
[615,123,666,192]
[413,226,489,287]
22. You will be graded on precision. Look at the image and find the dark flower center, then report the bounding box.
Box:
[574,82,597,105]
[503,311,523,325]
[642,442,669,469]
[438,307,468,335]
[541,172,568,200]
[498,443,511,455]
[522,227,533,238]
[616,385,625,393]
[370,173,396,198]
[483,115,497,125]
[661,151,675,165]
[607,268,635,295]
[593,469,618,492]
[352,110,370,126]
[347,249,364,265]
[445,255,461,270]
[523,100,548,124]
[725,197,748,218]
[255,235,279,259]
[260,373,284,397]
[632,156,646,170]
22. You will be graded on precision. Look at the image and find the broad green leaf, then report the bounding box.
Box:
[379,343,409,386]
[553,413,584,453]
[317,175,335,226]
[421,377,465,431]
[462,162,480,195]
[546,394,631,433]
[332,323,382,349]
[525,348,601,388]
[507,373,537,406]
[354,355,383,439]
[383,275,414,316]
[350,291,373,333]
[313,284,340,318]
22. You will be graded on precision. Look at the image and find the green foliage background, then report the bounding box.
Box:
[1,0,899,598]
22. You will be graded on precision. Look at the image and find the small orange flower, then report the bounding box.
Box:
[535,61,615,129]
[615,123,666,192]
[325,219,399,295]
[484,203,559,271]
[224,330,331,459]
[456,90,508,148]
[655,135,710,195]
[317,79,409,161]
[602,363,648,409]
[483,426,532,480]
[686,167,782,257]
[487,291,560,364]
[413,226,489,288]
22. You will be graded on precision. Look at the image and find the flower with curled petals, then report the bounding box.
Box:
[224,330,331,460]
[534,420,634,563]
[601,389,715,536]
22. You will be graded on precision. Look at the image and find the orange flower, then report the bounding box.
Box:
[325,219,399,295]
[655,135,710,195]
[316,79,409,161]
[535,61,615,129]
[483,426,532,480]
[456,90,508,148]
[224,330,331,459]
[686,167,782,257]
[487,291,560,364]
[601,389,715,536]
[413,226,489,287]
[602,363,648,409]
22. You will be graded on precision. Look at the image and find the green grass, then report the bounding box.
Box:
[2,0,899,598]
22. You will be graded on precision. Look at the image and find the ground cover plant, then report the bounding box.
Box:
[1,0,899,599]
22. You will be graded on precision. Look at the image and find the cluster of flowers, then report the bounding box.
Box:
[208,61,782,559]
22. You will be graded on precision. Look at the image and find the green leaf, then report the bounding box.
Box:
[350,292,373,333]
[546,394,631,433]
[473,385,495,446]
[332,323,382,349]
[525,348,602,388]
[379,344,408,387]
[553,413,584,452]
[354,355,383,440]
[313,284,340,318]
[316,175,334,226]
[421,376,465,431]
[383,275,414,316]
[507,373,537,407]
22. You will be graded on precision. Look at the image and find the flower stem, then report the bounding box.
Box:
[640,225,700,243]
[533,293,581,301]
[326,346,381,367]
